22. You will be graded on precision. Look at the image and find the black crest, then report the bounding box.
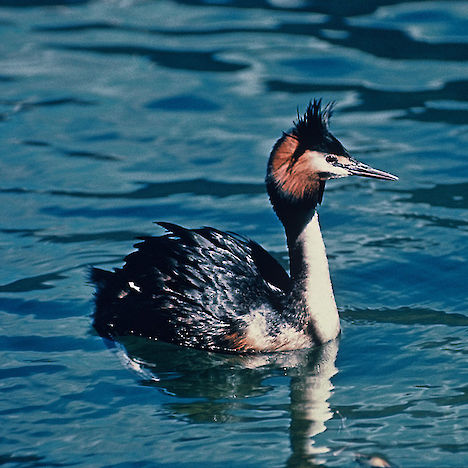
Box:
[291,99,334,147]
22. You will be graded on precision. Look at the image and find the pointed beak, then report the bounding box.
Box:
[347,160,398,181]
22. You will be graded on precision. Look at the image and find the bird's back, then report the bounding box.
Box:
[92,223,291,352]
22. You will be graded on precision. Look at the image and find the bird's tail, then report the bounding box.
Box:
[90,267,125,338]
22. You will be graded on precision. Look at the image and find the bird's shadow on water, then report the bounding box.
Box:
[105,336,341,467]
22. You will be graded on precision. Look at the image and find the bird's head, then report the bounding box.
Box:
[266,99,398,209]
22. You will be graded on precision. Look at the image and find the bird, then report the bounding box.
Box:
[92,99,398,354]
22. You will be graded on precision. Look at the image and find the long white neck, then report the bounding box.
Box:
[287,212,340,344]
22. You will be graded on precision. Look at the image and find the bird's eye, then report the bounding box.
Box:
[326,154,338,163]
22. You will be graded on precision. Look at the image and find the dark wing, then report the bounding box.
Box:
[92,223,290,351]
[247,238,291,292]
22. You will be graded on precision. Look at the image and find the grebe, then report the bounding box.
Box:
[92,99,398,353]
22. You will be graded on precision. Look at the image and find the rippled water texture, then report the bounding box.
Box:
[1,1,468,467]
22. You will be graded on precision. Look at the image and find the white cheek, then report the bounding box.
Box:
[328,166,349,178]
[306,151,349,177]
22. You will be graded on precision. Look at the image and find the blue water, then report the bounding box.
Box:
[1,1,467,467]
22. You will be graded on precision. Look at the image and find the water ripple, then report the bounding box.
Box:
[267,78,468,114]
[341,307,468,327]
[170,0,433,18]
[1,1,468,467]
[397,213,468,230]
[0,0,89,5]
[21,140,121,161]
[50,43,249,73]
[0,179,264,200]
[0,272,66,292]
[146,95,220,112]
[0,364,67,379]
[36,18,468,62]
[396,182,468,209]
[0,297,86,319]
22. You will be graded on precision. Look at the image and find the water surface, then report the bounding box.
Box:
[1,1,467,467]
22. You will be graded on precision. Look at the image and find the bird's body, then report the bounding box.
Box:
[92,100,397,353]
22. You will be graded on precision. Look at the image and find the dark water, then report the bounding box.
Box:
[1,1,467,467]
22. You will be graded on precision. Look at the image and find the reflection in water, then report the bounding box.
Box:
[287,341,339,467]
[112,337,339,466]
